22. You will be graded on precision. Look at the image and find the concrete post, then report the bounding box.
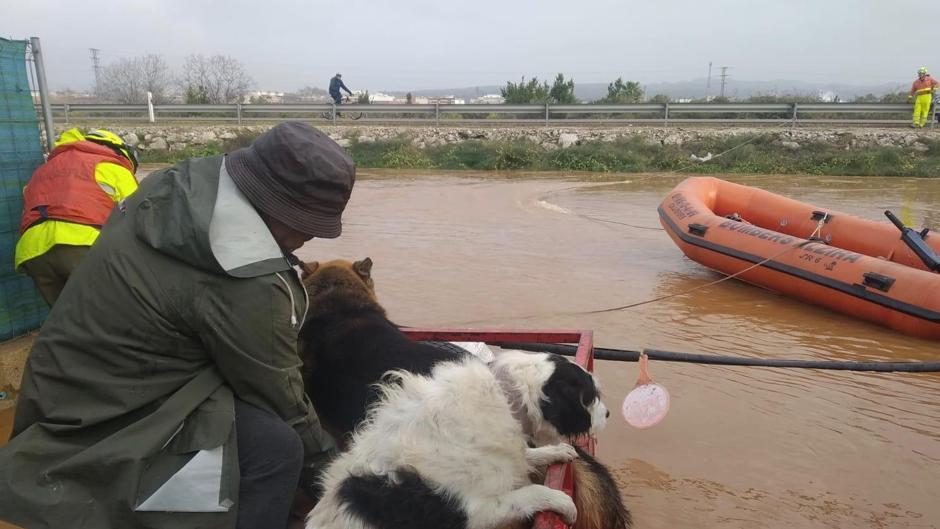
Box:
[147,91,155,123]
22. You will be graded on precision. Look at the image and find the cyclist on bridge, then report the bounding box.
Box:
[329,73,353,105]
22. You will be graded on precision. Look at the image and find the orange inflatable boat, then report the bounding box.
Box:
[659,177,940,340]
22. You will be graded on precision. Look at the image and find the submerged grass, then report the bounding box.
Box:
[140,132,940,177]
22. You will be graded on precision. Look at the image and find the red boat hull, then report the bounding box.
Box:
[659,177,940,340]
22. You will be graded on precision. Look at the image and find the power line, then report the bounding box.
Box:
[89,48,101,99]
[706,61,712,101]
[719,66,729,99]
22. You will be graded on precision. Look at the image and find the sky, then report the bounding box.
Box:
[6,0,939,94]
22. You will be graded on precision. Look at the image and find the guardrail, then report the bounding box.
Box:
[42,102,937,127]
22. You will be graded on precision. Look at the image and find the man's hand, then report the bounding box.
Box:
[290,487,318,526]
[290,449,337,527]
[298,448,338,502]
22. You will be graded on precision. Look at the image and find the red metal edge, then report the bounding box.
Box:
[401,328,592,370]
[402,328,595,529]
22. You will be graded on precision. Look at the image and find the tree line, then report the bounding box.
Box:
[500,74,648,104]
[98,54,254,105]
[500,74,911,105]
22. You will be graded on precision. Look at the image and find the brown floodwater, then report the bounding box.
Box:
[300,170,940,529]
[3,167,938,528]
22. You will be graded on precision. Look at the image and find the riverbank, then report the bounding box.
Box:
[0,333,31,398]
[345,134,940,176]
[59,124,940,176]
[0,333,31,447]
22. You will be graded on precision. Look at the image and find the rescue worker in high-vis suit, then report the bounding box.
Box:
[14,128,139,305]
[909,67,939,128]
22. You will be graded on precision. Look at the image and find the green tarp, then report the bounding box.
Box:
[0,38,48,340]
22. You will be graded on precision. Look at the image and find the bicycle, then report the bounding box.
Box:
[321,96,363,121]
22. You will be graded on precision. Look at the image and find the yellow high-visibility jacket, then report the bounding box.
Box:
[14,130,138,270]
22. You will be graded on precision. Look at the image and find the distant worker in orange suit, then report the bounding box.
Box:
[909,67,938,128]
[14,128,138,305]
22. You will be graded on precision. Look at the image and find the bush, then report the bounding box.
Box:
[429,141,500,170]
[494,141,541,170]
[381,144,433,169]
[348,138,434,168]
[545,142,639,172]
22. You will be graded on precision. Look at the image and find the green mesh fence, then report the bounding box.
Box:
[0,38,48,340]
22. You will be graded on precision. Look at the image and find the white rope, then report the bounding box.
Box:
[449,211,828,326]
[808,212,829,241]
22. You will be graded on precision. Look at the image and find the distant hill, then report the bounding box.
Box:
[637,79,906,100]
[388,79,908,102]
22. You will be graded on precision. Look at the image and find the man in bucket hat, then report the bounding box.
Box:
[0,122,354,529]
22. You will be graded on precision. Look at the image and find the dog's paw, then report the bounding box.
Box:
[548,443,579,463]
[538,487,578,525]
[527,443,579,466]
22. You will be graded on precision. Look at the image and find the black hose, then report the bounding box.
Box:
[494,342,940,373]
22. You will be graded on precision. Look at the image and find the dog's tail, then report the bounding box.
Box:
[571,446,632,529]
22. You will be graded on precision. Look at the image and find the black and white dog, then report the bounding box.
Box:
[307,353,601,529]
[299,259,631,529]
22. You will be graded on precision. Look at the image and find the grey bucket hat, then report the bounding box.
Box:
[225,122,355,238]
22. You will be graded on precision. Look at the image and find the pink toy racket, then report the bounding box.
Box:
[622,353,670,429]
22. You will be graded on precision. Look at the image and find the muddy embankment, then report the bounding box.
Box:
[52,123,939,176]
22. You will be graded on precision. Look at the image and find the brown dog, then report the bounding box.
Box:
[298,258,466,447]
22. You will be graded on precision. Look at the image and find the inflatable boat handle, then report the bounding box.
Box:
[884,210,940,272]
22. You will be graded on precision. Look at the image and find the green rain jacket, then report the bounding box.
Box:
[0,155,336,529]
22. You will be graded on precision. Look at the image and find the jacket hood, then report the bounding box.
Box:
[130,155,293,278]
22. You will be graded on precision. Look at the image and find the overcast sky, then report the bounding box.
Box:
[7,0,939,93]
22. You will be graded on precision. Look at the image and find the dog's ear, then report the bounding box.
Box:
[353,258,373,279]
[539,358,598,439]
[300,261,320,281]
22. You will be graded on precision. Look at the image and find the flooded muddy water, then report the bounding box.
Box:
[302,170,940,529]
[2,167,938,527]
